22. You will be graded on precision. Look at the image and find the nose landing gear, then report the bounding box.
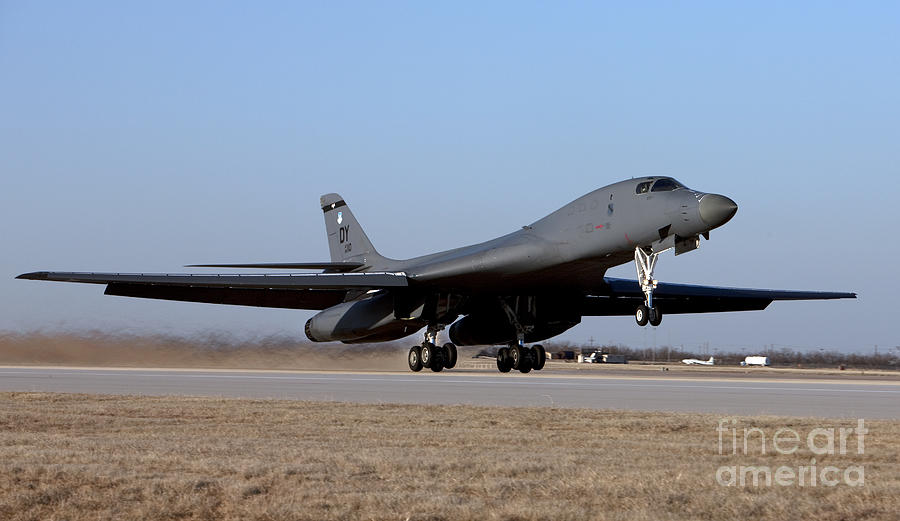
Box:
[634,247,663,327]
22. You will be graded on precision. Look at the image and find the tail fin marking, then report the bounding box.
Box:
[320,193,383,264]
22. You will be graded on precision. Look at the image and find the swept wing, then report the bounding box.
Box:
[16,271,407,311]
[583,277,856,315]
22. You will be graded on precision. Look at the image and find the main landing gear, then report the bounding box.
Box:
[496,343,546,373]
[408,324,457,373]
[634,247,663,327]
[494,297,547,374]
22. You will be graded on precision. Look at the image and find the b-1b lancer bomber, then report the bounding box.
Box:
[18,177,855,374]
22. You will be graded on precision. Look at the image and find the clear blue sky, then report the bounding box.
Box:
[1,2,897,353]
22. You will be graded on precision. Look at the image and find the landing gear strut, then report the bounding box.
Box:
[634,247,663,327]
[409,324,457,373]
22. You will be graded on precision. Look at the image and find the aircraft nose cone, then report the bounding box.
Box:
[699,194,738,228]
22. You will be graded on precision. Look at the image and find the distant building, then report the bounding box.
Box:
[602,354,627,364]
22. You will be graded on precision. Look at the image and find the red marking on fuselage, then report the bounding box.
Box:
[595,225,604,229]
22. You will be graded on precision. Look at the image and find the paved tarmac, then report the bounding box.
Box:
[1,367,898,418]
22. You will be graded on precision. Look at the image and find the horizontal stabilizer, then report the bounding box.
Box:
[185,262,364,271]
[16,271,407,289]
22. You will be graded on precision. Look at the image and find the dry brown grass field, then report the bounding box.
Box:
[0,393,897,521]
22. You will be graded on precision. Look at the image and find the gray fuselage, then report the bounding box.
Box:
[361,177,726,293]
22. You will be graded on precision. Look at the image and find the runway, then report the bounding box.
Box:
[1,367,898,418]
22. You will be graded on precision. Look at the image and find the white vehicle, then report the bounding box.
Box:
[682,356,715,366]
[740,356,770,367]
[580,351,603,363]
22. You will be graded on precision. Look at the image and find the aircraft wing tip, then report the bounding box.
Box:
[827,291,857,299]
[16,271,49,280]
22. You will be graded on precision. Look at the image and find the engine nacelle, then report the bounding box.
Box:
[305,292,425,343]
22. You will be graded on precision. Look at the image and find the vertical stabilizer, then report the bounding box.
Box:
[320,194,383,264]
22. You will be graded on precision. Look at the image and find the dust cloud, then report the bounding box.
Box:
[0,331,413,371]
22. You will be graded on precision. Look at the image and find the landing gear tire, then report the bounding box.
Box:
[421,343,437,369]
[510,345,528,371]
[649,307,663,327]
[497,347,512,373]
[430,358,444,372]
[635,305,649,326]
[408,345,423,372]
[443,343,457,369]
[518,360,532,374]
[532,344,546,371]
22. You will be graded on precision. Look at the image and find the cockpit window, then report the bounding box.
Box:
[635,181,651,194]
[650,178,684,192]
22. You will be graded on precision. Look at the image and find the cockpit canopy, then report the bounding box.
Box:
[635,177,687,194]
